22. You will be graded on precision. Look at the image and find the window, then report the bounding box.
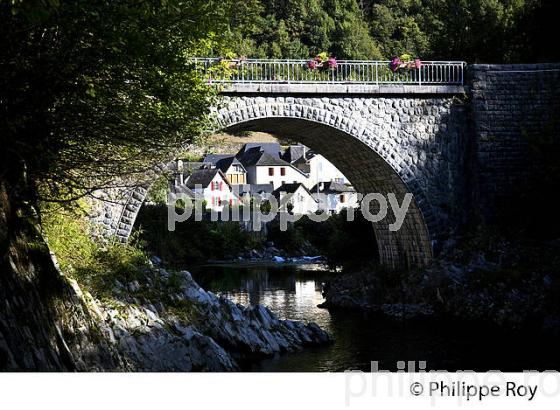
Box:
[268,167,274,176]
[340,194,345,203]
[280,167,286,176]
[212,181,220,190]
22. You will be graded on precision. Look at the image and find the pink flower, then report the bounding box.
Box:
[390,56,401,72]
[327,57,337,69]
[307,60,317,69]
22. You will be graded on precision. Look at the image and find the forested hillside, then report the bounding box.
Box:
[221,0,558,62]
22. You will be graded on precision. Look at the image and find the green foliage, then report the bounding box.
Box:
[266,221,308,254]
[41,202,150,297]
[40,202,98,274]
[145,175,172,205]
[1,0,231,202]
[222,0,382,59]
[219,0,557,63]
[135,204,263,265]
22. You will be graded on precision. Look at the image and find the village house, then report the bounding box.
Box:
[185,168,239,212]
[185,142,354,215]
[173,160,213,187]
[272,183,318,215]
[232,183,274,203]
[311,181,358,214]
[283,144,348,190]
[236,145,308,190]
[214,156,247,185]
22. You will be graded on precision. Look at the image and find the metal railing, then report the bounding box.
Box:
[193,58,466,86]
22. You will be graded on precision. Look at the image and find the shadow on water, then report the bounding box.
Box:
[190,264,560,372]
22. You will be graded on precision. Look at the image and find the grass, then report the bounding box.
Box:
[40,201,149,299]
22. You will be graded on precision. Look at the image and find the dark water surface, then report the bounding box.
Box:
[190,264,559,372]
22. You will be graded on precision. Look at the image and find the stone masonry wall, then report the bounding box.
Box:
[470,64,560,224]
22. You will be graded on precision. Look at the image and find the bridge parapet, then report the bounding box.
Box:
[194,58,466,94]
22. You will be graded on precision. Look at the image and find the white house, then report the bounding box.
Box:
[237,145,309,190]
[185,168,239,212]
[283,144,348,189]
[311,181,359,214]
[215,156,247,185]
[272,183,318,215]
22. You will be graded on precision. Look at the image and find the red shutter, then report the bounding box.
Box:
[211,182,214,191]
[229,198,233,206]
[220,182,223,191]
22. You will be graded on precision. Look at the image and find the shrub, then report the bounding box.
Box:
[41,201,149,297]
[135,204,260,265]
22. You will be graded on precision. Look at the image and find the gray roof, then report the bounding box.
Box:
[282,145,305,163]
[203,154,234,165]
[186,169,224,189]
[311,181,355,194]
[292,157,311,173]
[272,182,309,196]
[238,149,292,167]
[237,142,281,158]
[283,145,316,163]
[272,183,318,204]
[215,156,245,173]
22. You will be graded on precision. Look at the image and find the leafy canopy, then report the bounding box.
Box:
[1,0,232,200]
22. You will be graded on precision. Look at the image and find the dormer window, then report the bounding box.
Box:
[268,167,274,176]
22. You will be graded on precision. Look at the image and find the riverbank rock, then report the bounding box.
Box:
[320,239,560,331]
[172,271,331,359]
[75,267,330,371]
[92,300,238,371]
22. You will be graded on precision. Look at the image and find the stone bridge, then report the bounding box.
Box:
[89,61,560,268]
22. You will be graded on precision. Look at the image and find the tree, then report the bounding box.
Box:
[328,0,383,59]
[1,0,229,205]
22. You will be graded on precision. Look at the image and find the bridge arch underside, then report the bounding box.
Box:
[225,117,433,268]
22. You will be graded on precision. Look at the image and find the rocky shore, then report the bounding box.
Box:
[208,240,325,266]
[320,239,560,333]
[69,261,330,371]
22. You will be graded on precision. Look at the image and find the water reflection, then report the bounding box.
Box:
[190,264,560,372]
[191,265,331,326]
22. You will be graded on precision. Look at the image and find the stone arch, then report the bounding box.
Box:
[93,94,469,268]
[213,103,435,268]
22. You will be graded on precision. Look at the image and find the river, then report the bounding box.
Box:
[190,263,559,372]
